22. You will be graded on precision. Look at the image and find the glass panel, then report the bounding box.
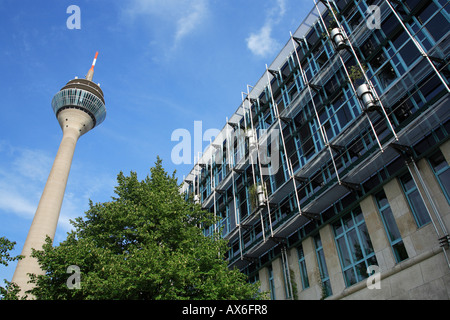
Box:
[438,170,450,199]
[344,268,357,287]
[334,221,344,236]
[358,223,374,256]
[355,261,368,282]
[381,207,402,242]
[336,103,353,129]
[337,237,352,267]
[376,192,389,208]
[377,62,397,89]
[429,150,447,172]
[393,241,409,262]
[343,214,354,230]
[425,12,449,42]
[300,261,309,288]
[409,189,431,226]
[347,229,363,262]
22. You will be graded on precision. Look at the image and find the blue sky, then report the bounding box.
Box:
[0,0,311,283]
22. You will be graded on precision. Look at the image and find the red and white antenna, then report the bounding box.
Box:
[85,51,99,81]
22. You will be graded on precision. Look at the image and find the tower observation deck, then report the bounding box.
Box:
[12,52,106,298]
[52,51,106,133]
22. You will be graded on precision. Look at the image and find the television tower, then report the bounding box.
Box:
[12,52,106,297]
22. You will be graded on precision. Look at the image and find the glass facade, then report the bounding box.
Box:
[314,234,332,298]
[375,190,409,263]
[333,207,377,287]
[182,0,449,299]
[297,245,310,290]
[400,173,431,227]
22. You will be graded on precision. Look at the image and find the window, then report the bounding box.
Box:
[403,0,422,12]
[297,245,310,290]
[268,265,276,300]
[299,123,315,159]
[419,74,445,104]
[400,173,431,227]
[305,27,320,49]
[324,75,340,98]
[314,234,332,298]
[316,50,328,69]
[391,31,421,68]
[424,10,449,42]
[381,13,401,39]
[392,94,418,125]
[376,62,397,90]
[415,0,449,42]
[336,101,353,129]
[333,207,378,287]
[375,191,409,263]
[360,34,378,60]
[428,150,450,203]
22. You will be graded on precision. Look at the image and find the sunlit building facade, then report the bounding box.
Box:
[182,0,450,299]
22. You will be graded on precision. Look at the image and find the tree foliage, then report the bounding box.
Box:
[27,158,262,300]
[0,237,24,300]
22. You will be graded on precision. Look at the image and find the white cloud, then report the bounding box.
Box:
[12,148,53,182]
[246,25,280,57]
[125,0,209,46]
[0,189,36,219]
[246,0,287,57]
[0,145,51,219]
[174,0,208,44]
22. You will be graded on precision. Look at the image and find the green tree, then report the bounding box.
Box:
[28,158,262,300]
[0,237,24,300]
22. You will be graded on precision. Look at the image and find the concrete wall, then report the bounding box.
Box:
[327,144,450,299]
[256,141,450,299]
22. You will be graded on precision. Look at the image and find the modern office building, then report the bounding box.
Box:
[12,53,106,296]
[181,0,450,299]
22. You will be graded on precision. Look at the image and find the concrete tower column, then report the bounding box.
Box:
[11,109,93,296]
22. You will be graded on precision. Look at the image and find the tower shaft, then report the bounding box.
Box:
[11,109,93,296]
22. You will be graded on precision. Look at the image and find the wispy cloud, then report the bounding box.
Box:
[12,148,53,183]
[0,141,116,238]
[125,0,210,48]
[0,143,51,219]
[246,0,287,57]
[0,189,36,219]
[174,0,208,44]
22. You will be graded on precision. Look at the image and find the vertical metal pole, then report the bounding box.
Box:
[197,152,201,203]
[193,154,198,203]
[231,164,243,260]
[406,161,440,236]
[210,139,217,233]
[242,91,268,242]
[282,246,294,300]
[323,0,399,142]
[265,180,275,238]
[407,159,450,269]
[247,85,275,241]
[311,1,386,152]
[288,33,342,184]
[226,122,244,260]
[409,160,448,235]
[289,158,302,215]
[242,92,257,187]
[265,65,293,179]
